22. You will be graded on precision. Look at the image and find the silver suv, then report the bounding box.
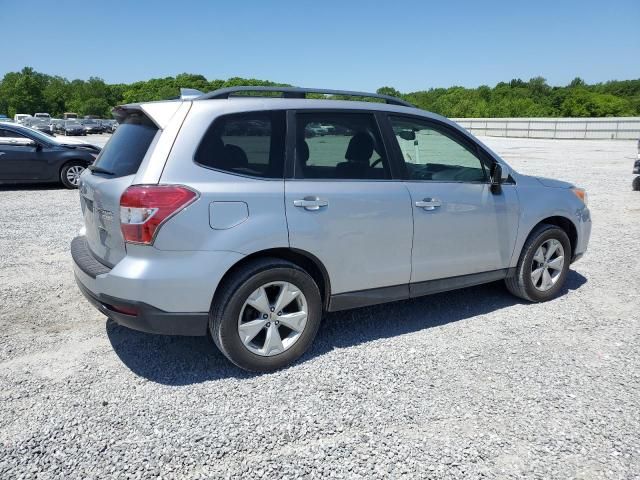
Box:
[71,87,591,371]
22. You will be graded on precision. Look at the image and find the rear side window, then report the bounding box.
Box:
[0,129,27,139]
[92,113,158,177]
[295,112,390,180]
[195,111,286,179]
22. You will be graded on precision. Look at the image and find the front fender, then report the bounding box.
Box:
[510,180,589,267]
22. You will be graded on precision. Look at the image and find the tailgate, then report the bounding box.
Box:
[79,173,137,266]
[79,110,160,266]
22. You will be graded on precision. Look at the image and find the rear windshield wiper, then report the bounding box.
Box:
[88,165,115,175]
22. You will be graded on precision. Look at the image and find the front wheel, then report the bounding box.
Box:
[633,176,640,191]
[210,258,322,372]
[60,162,86,189]
[505,224,571,302]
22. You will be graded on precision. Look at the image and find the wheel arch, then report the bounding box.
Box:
[527,215,578,257]
[214,248,331,310]
[59,157,91,174]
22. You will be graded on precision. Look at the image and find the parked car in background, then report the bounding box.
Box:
[305,123,332,137]
[100,119,118,133]
[52,120,64,134]
[633,139,640,191]
[0,115,13,123]
[79,118,105,134]
[51,119,63,132]
[59,120,87,136]
[70,86,592,372]
[34,113,51,120]
[26,118,55,136]
[14,114,32,124]
[0,122,100,188]
[63,112,79,119]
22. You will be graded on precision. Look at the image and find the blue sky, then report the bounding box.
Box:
[2,0,638,92]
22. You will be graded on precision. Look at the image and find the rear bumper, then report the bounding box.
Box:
[71,235,243,336]
[75,277,209,336]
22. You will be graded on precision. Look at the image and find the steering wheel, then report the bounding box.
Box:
[370,158,383,168]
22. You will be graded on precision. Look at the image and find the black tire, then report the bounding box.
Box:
[633,176,640,191]
[505,224,572,302]
[60,161,86,189]
[210,258,322,372]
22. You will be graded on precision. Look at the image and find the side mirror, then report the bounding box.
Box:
[398,129,416,141]
[490,162,503,194]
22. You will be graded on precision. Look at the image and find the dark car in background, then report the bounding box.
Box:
[100,119,118,133]
[57,120,87,136]
[634,139,640,191]
[79,119,105,134]
[0,123,100,188]
[26,118,55,136]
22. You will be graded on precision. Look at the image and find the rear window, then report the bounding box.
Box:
[92,113,157,177]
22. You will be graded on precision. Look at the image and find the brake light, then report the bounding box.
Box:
[120,185,198,245]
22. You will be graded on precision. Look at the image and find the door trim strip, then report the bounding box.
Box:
[327,268,515,312]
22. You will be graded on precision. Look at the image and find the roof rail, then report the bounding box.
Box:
[196,86,414,107]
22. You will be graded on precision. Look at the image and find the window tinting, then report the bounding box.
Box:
[389,116,486,183]
[195,111,285,179]
[92,113,158,177]
[295,113,390,180]
[0,129,27,139]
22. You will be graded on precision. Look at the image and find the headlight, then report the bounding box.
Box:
[571,187,588,206]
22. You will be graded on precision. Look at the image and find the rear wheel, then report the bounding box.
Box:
[633,176,640,191]
[505,224,571,302]
[60,161,86,189]
[210,258,322,372]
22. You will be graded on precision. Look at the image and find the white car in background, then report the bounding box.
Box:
[14,114,32,124]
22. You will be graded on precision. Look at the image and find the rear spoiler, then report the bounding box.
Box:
[112,100,190,130]
[112,87,200,128]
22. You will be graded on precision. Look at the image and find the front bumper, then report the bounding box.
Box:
[71,236,242,336]
[572,206,592,262]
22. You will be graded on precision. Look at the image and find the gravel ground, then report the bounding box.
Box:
[0,136,639,479]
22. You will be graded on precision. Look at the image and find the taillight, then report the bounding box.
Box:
[120,185,198,245]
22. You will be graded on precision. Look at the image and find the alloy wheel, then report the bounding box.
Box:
[531,239,565,291]
[238,281,308,356]
[66,165,85,187]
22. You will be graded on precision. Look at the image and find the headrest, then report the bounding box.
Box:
[297,139,310,164]
[345,132,374,163]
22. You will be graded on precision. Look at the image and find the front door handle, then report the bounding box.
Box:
[293,197,329,211]
[415,198,442,210]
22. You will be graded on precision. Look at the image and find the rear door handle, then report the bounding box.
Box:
[293,197,329,211]
[415,198,442,210]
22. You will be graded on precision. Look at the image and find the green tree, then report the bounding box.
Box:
[0,66,638,119]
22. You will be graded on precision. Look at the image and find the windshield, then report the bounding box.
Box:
[65,121,80,126]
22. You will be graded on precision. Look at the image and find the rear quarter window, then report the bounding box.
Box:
[92,113,158,177]
[194,111,286,179]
